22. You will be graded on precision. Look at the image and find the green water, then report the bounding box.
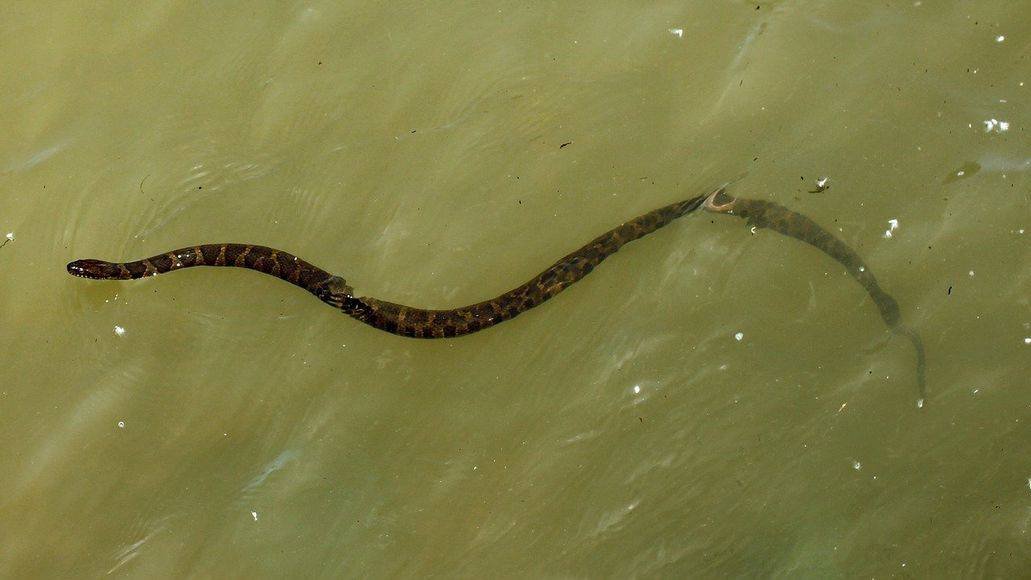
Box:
[1,2,1028,577]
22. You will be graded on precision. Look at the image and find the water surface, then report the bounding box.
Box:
[0,1,1028,577]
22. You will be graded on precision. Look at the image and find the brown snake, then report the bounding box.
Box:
[68,190,710,338]
[68,186,925,401]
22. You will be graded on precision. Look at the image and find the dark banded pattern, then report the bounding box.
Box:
[68,190,711,338]
[68,186,926,402]
[703,190,927,403]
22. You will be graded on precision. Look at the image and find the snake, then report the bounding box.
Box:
[67,186,925,401]
[67,191,711,338]
[702,189,926,403]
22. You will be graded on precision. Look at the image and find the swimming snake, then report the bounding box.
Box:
[68,186,926,401]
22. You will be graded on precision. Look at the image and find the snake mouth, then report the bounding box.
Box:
[703,188,737,213]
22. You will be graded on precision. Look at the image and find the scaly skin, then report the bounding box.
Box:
[703,189,926,403]
[68,190,711,338]
[68,186,925,403]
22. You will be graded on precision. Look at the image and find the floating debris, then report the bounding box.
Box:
[943,161,981,184]
[884,219,899,238]
[983,118,1010,133]
[808,176,830,193]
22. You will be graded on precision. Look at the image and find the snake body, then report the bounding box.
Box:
[68,192,710,338]
[68,186,925,400]
[703,190,926,402]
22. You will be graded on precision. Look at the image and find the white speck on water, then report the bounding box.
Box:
[956,170,965,177]
[113,325,126,336]
[719,363,729,371]
[633,384,641,394]
[916,398,924,409]
[251,511,258,521]
[968,270,975,277]
[852,460,862,471]
[4,232,13,241]
[884,219,899,238]
[972,388,980,395]
[815,176,829,188]
[983,118,1010,132]
[117,420,125,429]
[1023,337,1030,345]
[668,27,684,38]
[734,332,744,341]
[996,35,1005,42]
[859,266,866,272]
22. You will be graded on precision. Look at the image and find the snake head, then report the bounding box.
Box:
[67,259,125,279]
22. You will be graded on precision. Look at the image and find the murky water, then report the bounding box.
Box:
[1,2,1028,577]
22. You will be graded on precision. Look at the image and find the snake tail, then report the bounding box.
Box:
[703,189,927,403]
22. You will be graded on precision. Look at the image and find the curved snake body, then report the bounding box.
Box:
[703,190,926,402]
[68,192,709,338]
[68,187,925,400]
